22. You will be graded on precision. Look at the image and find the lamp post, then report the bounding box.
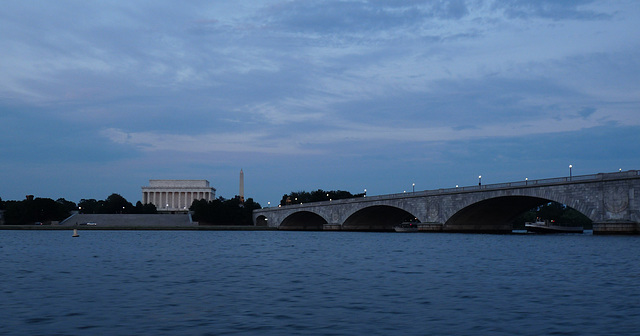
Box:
[364,189,367,197]
[525,177,528,186]
[569,165,572,181]
[412,183,415,192]
[478,175,482,186]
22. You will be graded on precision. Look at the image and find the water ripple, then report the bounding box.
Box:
[0,231,639,335]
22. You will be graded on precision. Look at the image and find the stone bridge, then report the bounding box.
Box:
[253,170,640,234]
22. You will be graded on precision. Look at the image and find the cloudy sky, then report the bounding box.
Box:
[1,0,639,205]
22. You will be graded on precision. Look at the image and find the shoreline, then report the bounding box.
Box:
[0,225,276,231]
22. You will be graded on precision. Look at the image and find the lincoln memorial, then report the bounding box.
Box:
[142,180,216,213]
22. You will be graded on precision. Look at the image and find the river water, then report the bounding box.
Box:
[1,230,639,335]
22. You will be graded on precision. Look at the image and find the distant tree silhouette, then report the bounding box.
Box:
[190,197,261,225]
[280,189,364,206]
[135,201,157,214]
[3,197,71,225]
[79,194,156,214]
[513,201,592,228]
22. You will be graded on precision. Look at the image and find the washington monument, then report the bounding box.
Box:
[239,169,245,203]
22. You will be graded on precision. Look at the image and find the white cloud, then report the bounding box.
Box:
[102,104,636,157]
[100,128,318,155]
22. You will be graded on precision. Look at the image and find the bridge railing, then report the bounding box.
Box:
[262,170,638,209]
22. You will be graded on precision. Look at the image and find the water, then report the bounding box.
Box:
[1,230,639,335]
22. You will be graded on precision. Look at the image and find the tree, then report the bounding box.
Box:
[56,198,77,213]
[102,194,132,213]
[3,197,71,225]
[280,189,363,206]
[537,202,564,222]
[190,196,261,225]
[78,199,103,214]
[513,201,592,228]
[135,201,157,214]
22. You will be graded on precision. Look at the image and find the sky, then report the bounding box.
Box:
[1,0,639,206]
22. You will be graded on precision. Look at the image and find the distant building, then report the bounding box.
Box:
[141,180,216,213]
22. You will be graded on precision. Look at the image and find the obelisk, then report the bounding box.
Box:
[239,169,245,203]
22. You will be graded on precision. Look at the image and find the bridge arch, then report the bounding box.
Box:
[446,196,548,231]
[343,205,417,231]
[255,215,268,227]
[445,195,593,232]
[280,211,328,230]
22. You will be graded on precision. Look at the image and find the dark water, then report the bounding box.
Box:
[1,231,639,336]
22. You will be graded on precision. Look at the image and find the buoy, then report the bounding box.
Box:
[72,229,79,237]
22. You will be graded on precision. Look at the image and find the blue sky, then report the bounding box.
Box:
[1,0,639,206]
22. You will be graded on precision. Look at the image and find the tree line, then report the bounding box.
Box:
[78,194,157,214]
[190,197,261,225]
[0,193,263,226]
[0,194,156,225]
[280,189,364,206]
[0,196,76,225]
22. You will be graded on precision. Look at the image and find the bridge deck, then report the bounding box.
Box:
[263,170,639,209]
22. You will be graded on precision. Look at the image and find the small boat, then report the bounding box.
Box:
[394,222,419,232]
[525,220,583,233]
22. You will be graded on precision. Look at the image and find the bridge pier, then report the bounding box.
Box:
[593,221,640,235]
[443,223,513,234]
[323,223,342,231]
[418,223,443,232]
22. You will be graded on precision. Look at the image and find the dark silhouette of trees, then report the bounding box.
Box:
[190,197,261,225]
[78,194,156,214]
[514,201,592,228]
[1,194,158,225]
[104,193,134,214]
[56,198,77,213]
[280,189,364,206]
[135,201,157,214]
[3,197,74,225]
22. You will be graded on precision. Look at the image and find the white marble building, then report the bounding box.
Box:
[142,180,216,213]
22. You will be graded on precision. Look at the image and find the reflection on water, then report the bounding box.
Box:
[1,230,639,335]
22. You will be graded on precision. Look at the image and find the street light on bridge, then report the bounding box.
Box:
[412,183,415,192]
[569,164,573,180]
[478,175,482,186]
